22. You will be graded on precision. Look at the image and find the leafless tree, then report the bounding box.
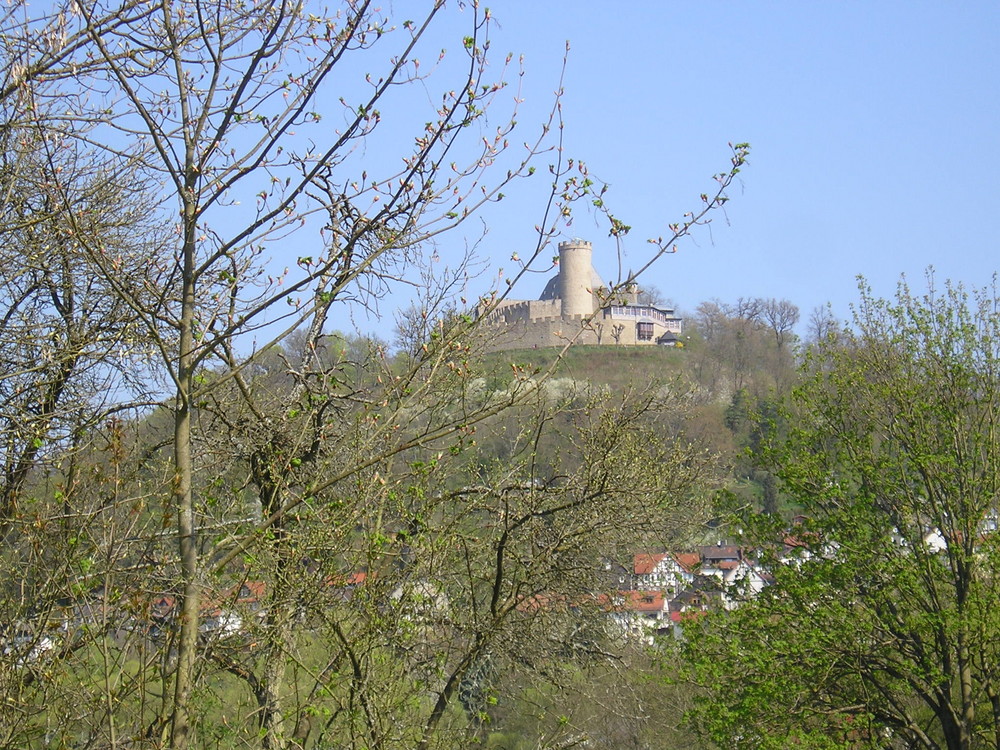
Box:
[807,303,839,344]
[0,2,748,747]
[0,127,161,527]
[692,297,797,396]
[759,298,800,349]
[636,284,669,307]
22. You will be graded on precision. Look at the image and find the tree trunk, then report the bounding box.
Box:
[988,686,1000,750]
[259,620,293,750]
[957,630,975,750]
[170,207,200,750]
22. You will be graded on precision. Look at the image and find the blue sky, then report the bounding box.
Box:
[382,1,1000,330]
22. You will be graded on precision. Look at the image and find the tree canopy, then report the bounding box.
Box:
[682,276,1000,750]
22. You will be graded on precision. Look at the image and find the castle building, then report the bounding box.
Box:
[481,239,683,351]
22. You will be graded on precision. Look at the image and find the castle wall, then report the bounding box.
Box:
[485,315,604,351]
[484,307,683,352]
[479,239,683,352]
[483,298,561,326]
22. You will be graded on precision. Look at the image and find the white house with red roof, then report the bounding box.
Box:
[632,552,698,597]
[603,543,775,641]
[604,590,673,644]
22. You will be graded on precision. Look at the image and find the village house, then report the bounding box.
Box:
[632,552,698,597]
[605,591,672,644]
[612,543,772,636]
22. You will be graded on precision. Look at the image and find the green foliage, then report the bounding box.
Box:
[681,275,1000,750]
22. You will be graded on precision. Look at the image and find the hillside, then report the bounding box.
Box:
[485,344,690,390]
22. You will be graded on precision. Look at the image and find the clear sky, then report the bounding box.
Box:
[385,0,1000,331]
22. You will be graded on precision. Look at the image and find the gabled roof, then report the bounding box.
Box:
[783,528,821,552]
[149,595,176,620]
[633,552,668,575]
[699,544,742,562]
[672,552,701,573]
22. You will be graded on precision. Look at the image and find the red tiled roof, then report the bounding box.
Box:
[633,553,668,575]
[596,591,667,614]
[669,610,707,623]
[150,595,176,618]
[783,532,818,549]
[672,552,701,572]
[326,571,370,588]
[194,580,268,617]
[621,590,666,612]
[515,592,570,614]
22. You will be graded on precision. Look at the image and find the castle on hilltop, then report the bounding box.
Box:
[481,239,683,351]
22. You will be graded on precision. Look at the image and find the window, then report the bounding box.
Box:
[637,322,654,341]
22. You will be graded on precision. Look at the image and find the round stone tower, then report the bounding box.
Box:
[558,239,595,318]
